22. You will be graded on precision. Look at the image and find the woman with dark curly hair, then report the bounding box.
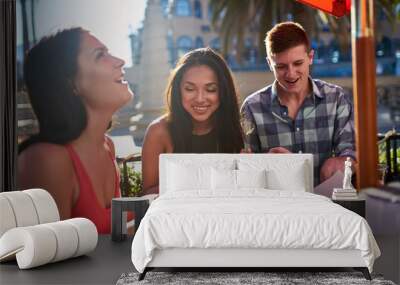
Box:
[142,47,244,194]
[18,27,133,233]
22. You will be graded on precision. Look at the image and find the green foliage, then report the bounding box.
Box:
[378,143,385,165]
[209,0,400,61]
[119,164,142,197]
[379,147,400,171]
[378,137,400,173]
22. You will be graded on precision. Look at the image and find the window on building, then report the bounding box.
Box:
[201,25,211,32]
[328,39,340,63]
[194,0,202,18]
[210,38,220,52]
[175,0,191,16]
[195,37,204,48]
[377,36,393,57]
[243,38,257,65]
[161,0,169,16]
[177,36,193,58]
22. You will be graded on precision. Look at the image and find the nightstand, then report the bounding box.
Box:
[111,197,150,242]
[332,197,366,218]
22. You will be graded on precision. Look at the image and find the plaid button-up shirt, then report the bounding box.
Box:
[241,78,355,185]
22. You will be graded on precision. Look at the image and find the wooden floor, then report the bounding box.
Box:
[373,235,400,284]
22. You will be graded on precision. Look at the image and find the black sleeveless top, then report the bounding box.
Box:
[190,129,218,153]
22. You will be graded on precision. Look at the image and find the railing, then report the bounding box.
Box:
[116,153,142,197]
[378,132,400,183]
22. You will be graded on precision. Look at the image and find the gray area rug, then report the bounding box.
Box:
[117,271,396,285]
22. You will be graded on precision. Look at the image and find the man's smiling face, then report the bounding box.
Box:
[268,44,314,96]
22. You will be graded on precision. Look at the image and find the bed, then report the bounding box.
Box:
[131,154,380,280]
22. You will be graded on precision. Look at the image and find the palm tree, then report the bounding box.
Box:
[209,0,400,60]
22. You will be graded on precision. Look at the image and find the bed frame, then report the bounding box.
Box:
[139,248,370,280]
[138,154,372,280]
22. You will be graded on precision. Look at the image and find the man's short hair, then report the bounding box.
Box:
[265,22,311,57]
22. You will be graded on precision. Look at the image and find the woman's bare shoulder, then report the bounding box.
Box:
[17,142,75,194]
[18,142,73,174]
[17,142,76,218]
[146,116,170,139]
[20,142,67,157]
[143,116,173,152]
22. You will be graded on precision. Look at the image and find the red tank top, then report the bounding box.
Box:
[66,141,120,234]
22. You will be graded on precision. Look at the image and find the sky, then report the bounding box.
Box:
[16,0,147,67]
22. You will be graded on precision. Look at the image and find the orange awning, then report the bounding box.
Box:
[296,0,351,17]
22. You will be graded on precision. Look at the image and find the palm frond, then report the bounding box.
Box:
[209,0,400,62]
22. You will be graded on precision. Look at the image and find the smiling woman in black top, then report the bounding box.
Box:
[141,47,244,195]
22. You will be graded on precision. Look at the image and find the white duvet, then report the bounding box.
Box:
[131,190,380,273]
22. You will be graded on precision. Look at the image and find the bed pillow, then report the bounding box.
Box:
[211,168,236,190]
[266,166,307,191]
[236,169,267,189]
[237,159,308,191]
[167,162,211,191]
[211,169,267,190]
[159,154,236,195]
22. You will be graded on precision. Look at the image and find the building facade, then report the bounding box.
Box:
[126,0,400,144]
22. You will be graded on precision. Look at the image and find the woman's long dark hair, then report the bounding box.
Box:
[165,47,244,153]
[20,27,87,153]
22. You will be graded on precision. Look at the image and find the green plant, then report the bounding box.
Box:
[119,164,142,197]
[377,130,400,173]
[379,148,400,170]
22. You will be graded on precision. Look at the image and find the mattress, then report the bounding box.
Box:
[131,190,380,273]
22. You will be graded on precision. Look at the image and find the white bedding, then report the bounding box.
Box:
[131,190,380,273]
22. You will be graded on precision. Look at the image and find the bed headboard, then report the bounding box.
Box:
[159,153,314,195]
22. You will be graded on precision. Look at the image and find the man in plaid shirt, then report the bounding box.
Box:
[241,22,355,186]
